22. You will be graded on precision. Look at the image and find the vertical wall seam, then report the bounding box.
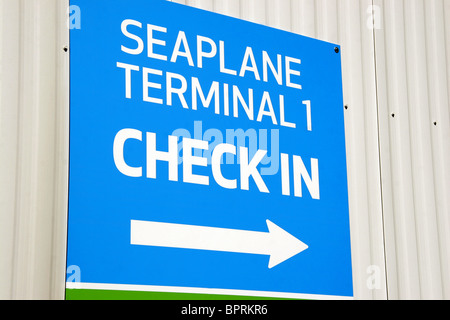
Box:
[359,6,381,295]
[360,0,388,299]
[313,0,318,39]
[49,0,61,299]
[28,0,42,297]
[336,0,341,44]
[380,0,400,298]
[402,0,422,298]
[423,0,444,298]
[289,0,293,34]
[264,0,269,26]
[49,0,58,297]
[427,0,449,298]
[446,2,450,112]
[438,0,450,300]
[371,0,390,300]
[11,0,24,299]
[357,0,372,270]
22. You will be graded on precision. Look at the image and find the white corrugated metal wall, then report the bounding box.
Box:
[0,0,69,299]
[373,0,450,299]
[0,0,448,300]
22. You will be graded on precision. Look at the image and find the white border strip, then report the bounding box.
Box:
[66,282,353,300]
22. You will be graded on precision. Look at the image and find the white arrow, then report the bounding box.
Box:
[130,219,308,268]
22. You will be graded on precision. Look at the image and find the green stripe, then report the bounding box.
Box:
[65,288,295,300]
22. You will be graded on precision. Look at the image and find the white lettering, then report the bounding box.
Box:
[263,51,282,85]
[166,72,189,109]
[257,91,277,125]
[285,56,302,90]
[121,19,144,55]
[147,24,168,61]
[293,156,320,199]
[239,47,260,80]
[171,31,194,66]
[240,147,269,193]
[113,129,143,177]
[197,35,217,68]
[183,137,209,186]
[212,144,237,189]
[143,67,163,104]
[117,62,139,99]
[192,77,220,114]
[146,132,178,181]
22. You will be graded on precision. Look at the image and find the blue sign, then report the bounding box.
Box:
[67,0,353,299]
